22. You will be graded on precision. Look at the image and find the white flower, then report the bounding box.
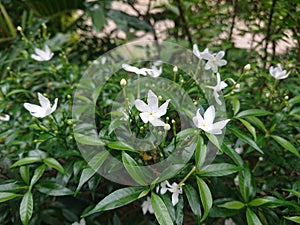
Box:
[212,73,227,105]
[166,181,183,206]
[141,197,154,215]
[233,83,240,92]
[0,113,10,121]
[31,45,54,61]
[269,64,290,80]
[134,90,170,127]
[156,180,169,194]
[120,78,127,87]
[233,175,239,186]
[224,218,236,225]
[147,65,162,78]
[244,64,251,71]
[193,105,230,135]
[164,123,171,131]
[24,93,58,118]
[193,44,209,60]
[71,218,86,225]
[201,50,227,73]
[122,64,151,76]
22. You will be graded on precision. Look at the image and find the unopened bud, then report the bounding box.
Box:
[158,95,162,101]
[17,26,22,31]
[244,64,251,71]
[173,66,178,73]
[164,124,171,131]
[120,78,127,87]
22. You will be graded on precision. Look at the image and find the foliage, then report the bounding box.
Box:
[0,0,299,225]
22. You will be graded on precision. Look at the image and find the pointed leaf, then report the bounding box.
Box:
[43,158,65,174]
[0,192,22,203]
[74,134,105,146]
[236,109,272,118]
[195,136,207,170]
[151,192,174,225]
[197,177,212,222]
[108,141,140,153]
[218,201,245,209]
[284,216,300,224]
[83,187,144,217]
[246,208,262,225]
[238,118,256,141]
[11,157,42,168]
[20,191,33,225]
[271,135,300,158]
[30,165,46,188]
[184,184,201,219]
[199,163,239,177]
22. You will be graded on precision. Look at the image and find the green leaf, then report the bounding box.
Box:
[199,163,239,177]
[284,216,300,224]
[184,184,201,219]
[271,135,300,158]
[218,201,245,209]
[36,182,73,196]
[11,157,42,168]
[246,208,262,225]
[238,118,256,141]
[20,191,33,225]
[83,187,144,217]
[205,133,221,150]
[0,192,22,203]
[151,192,174,225]
[236,109,272,118]
[175,195,184,225]
[238,167,254,202]
[74,134,105,146]
[289,96,300,105]
[43,158,65,174]
[222,143,243,167]
[231,98,240,116]
[245,116,266,132]
[156,164,186,183]
[29,165,46,188]
[75,151,109,193]
[195,136,207,170]
[197,177,212,222]
[122,152,149,185]
[20,166,30,185]
[108,141,140,153]
[227,127,263,154]
[249,197,275,207]
[6,89,30,98]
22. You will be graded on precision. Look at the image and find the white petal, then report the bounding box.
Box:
[155,99,170,118]
[216,51,225,60]
[193,44,200,58]
[214,90,222,105]
[31,54,43,61]
[216,73,221,83]
[212,119,230,131]
[38,93,51,109]
[135,99,150,112]
[140,112,150,123]
[204,61,212,70]
[24,103,43,113]
[171,192,179,206]
[50,98,58,114]
[201,52,213,61]
[193,109,204,128]
[147,90,158,111]
[217,59,227,67]
[149,118,165,127]
[160,187,168,195]
[122,64,139,74]
[204,105,215,125]
[34,48,46,57]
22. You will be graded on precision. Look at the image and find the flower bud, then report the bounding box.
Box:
[164,124,171,131]
[120,78,127,87]
[173,66,178,73]
[17,26,22,31]
[243,64,251,71]
[158,95,162,101]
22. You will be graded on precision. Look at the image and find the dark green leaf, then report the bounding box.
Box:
[29,165,46,188]
[197,177,212,222]
[108,141,140,153]
[20,191,33,225]
[195,136,207,170]
[236,109,272,118]
[11,157,42,168]
[83,187,144,216]
[246,208,262,225]
[151,192,174,225]
[284,216,300,224]
[199,163,239,177]
[0,192,22,203]
[36,182,73,196]
[271,135,300,158]
[43,158,65,174]
[218,200,245,209]
[238,118,256,141]
[184,184,201,219]
[74,134,105,146]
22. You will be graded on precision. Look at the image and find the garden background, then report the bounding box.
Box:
[0,0,300,225]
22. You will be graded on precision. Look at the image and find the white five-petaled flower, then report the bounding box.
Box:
[71,218,86,225]
[31,45,54,61]
[269,64,290,80]
[141,197,154,215]
[156,180,183,206]
[193,105,230,135]
[0,113,10,121]
[211,73,228,105]
[193,44,209,60]
[201,50,227,73]
[24,93,58,118]
[134,90,170,127]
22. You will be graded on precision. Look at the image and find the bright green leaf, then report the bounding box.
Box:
[199,163,239,177]
[271,135,300,158]
[246,208,262,225]
[74,134,105,146]
[11,157,42,168]
[236,109,272,118]
[195,136,207,170]
[43,158,65,174]
[0,192,22,203]
[29,165,46,188]
[218,200,245,209]
[108,141,140,153]
[184,184,201,219]
[238,118,256,141]
[284,216,300,224]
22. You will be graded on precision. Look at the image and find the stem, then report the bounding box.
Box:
[178,166,196,187]
[174,0,193,47]
[263,0,277,67]
[137,74,140,99]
